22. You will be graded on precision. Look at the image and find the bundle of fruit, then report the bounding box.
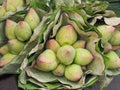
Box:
[0,0,46,74]
[0,0,120,90]
[0,7,40,66]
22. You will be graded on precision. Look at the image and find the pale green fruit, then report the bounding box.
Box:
[104,43,112,52]
[56,25,77,45]
[0,44,9,55]
[24,8,40,30]
[6,4,16,11]
[37,49,58,72]
[57,45,75,65]
[105,51,120,69]
[0,6,6,17]
[3,0,16,11]
[74,48,93,65]
[0,53,16,67]
[73,40,86,49]
[52,64,65,76]
[15,21,32,41]
[109,30,120,45]
[6,0,24,9]
[5,19,17,39]
[65,64,83,81]
[97,25,115,44]
[46,39,60,53]
[8,39,25,55]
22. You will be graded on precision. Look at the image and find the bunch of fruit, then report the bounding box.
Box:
[35,25,94,81]
[0,0,25,17]
[0,0,120,90]
[97,25,120,69]
[0,5,40,67]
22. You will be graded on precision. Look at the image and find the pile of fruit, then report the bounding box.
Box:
[0,0,120,90]
[36,24,94,81]
[0,6,40,67]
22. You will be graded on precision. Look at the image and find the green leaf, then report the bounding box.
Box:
[91,1,109,13]
[19,81,40,90]
[25,67,85,89]
[86,33,105,75]
[44,83,61,89]
[54,0,75,8]
[105,69,120,77]
[99,73,113,90]
[29,0,50,12]
[0,8,27,22]
[0,0,3,5]
[26,68,57,83]
[84,76,99,87]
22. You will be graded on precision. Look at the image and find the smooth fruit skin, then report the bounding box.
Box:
[3,0,16,11]
[109,30,120,45]
[73,40,86,49]
[105,51,120,69]
[5,19,17,39]
[46,39,60,53]
[6,0,24,10]
[97,25,115,45]
[37,49,58,72]
[0,6,6,17]
[56,25,77,45]
[52,64,65,76]
[0,44,9,55]
[57,45,75,65]
[103,42,112,52]
[65,64,83,81]
[15,21,32,41]
[24,8,40,30]
[8,39,25,55]
[0,53,16,67]
[6,4,16,11]
[74,48,93,66]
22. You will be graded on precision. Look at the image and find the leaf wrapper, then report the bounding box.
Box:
[18,7,105,90]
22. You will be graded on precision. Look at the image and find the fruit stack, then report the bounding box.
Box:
[0,0,40,67]
[36,25,94,82]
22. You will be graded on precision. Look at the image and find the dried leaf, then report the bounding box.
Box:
[104,17,120,26]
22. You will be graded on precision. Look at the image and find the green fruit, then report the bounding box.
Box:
[105,51,120,69]
[37,49,58,72]
[15,21,32,41]
[5,19,17,39]
[0,44,9,55]
[104,43,112,52]
[46,39,60,53]
[52,64,65,76]
[3,0,16,11]
[0,53,16,67]
[65,64,83,81]
[109,30,120,45]
[56,25,77,45]
[0,6,6,17]
[24,8,40,30]
[73,40,86,49]
[6,0,24,9]
[57,45,75,65]
[74,48,93,65]
[12,0,24,8]
[6,4,16,11]
[97,25,115,44]
[8,39,25,55]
